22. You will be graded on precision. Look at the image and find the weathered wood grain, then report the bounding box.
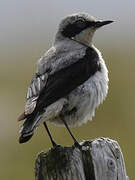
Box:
[35,137,128,180]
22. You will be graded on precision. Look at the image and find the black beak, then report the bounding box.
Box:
[94,20,114,28]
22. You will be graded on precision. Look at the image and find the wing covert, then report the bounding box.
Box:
[25,73,48,115]
[18,46,100,121]
[34,47,100,114]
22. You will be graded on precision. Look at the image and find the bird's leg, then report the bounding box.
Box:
[43,122,57,147]
[62,118,80,147]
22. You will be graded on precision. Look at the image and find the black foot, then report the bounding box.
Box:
[52,140,58,148]
[74,141,82,149]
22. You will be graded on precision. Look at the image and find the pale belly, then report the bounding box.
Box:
[46,63,108,127]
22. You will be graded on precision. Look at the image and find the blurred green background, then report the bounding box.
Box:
[0,0,135,179]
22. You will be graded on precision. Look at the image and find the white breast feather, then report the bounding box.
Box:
[78,48,108,126]
[44,47,109,127]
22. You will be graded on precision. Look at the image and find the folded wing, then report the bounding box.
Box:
[18,47,99,122]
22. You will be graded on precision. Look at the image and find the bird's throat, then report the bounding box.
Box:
[73,28,95,46]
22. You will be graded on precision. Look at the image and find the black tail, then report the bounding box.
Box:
[19,113,42,144]
[19,133,33,143]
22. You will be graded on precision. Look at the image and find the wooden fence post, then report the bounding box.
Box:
[35,137,129,180]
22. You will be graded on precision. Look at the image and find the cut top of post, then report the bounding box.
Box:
[35,137,128,180]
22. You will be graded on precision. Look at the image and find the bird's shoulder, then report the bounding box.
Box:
[26,43,99,102]
[37,40,92,75]
[23,43,100,117]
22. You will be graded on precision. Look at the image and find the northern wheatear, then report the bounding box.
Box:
[18,12,113,146]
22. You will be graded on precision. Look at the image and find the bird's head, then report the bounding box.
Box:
[55,13,113,46]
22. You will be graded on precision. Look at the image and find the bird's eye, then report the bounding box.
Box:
[75,20,86,28]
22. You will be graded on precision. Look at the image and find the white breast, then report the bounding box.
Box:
[46,47,109,127]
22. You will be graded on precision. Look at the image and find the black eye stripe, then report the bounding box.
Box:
[61,19,97,38]
[75,20,87,28]
[62,20,90,38]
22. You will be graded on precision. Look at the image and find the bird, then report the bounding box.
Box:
[18,12,113,147]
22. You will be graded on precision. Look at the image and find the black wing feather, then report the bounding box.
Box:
[35,47,100,114]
